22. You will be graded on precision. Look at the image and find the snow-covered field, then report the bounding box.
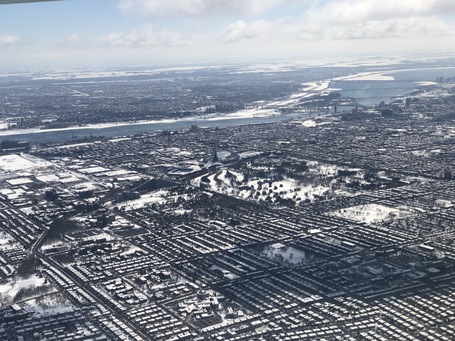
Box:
[0,274,46,301]
[0,278,73,315]
[240,177,329,202]
[0,154,52,172]
[114,191,167,211]
[113,189,193,212]
[192,168,331,204]
[331,204,412,224]
[261,243,310,266]
[25,294,74,315]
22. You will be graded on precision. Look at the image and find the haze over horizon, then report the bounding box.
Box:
[1,0,455,71]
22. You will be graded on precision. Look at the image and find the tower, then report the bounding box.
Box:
[209,140,219,164]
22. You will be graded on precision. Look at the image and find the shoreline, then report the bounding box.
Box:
[0,108,281,137]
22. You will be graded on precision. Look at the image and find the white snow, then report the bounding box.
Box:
[59,176,80,183]
[238,151,262,159]
[72,181,98,191]
[331,204,412,224]
[208,108,280,120]
[0,188,14,195]
[0,274,46,299]
[333,71,395,81]
[302,81,331,92]
[302,120,317,127]
[163,147,193,157]
[120,245,144,256]
[174,208,192,215]
[311,163,341,176]
[20,207,35,215]
[79,166,108,174]
[25,296,74,315]
[1,188,26,200]
[35,174,60,183]
[193,169,330,205]
[56,141,100,149]
[115,190,168,211]
[267,80,332,107]
[0,154,51,172]
[103,169,134,177]
[79,232,114,243]
[416,81,438,86]
[0,231,22,251]
[261,243,309,266]
[6,177,33,186]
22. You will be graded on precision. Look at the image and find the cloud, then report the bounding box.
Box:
[301,0,455,26]
[221,20,277,43]
[65,34,81,42]
[307,0,429,24]
[118,0,293,17]
[117,0,455,20]
[20,52,66,60]
[0,35,22,46]
[112,0,455,50]
[57,34,81,47]
[46,0,455,67]
[285,0,455,41]
[287,17,450,41]
[96,26,186,48]
[118,0,455,42]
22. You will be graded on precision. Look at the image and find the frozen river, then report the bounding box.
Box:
[0,112,316,145]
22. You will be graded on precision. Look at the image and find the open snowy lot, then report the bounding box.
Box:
[260,243,311,266]
[331,204,414,224]
[0,274,47,302]
[0,154,52,172]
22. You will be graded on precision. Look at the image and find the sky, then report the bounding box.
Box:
[0,0,455,71]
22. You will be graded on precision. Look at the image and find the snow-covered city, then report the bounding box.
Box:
[2,0,455,340]
[1,58,455,340]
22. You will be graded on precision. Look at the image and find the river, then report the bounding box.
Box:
[0,112,318,145]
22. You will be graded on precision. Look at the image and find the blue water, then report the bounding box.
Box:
[331,66,455,106]
[331,80,417,106]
